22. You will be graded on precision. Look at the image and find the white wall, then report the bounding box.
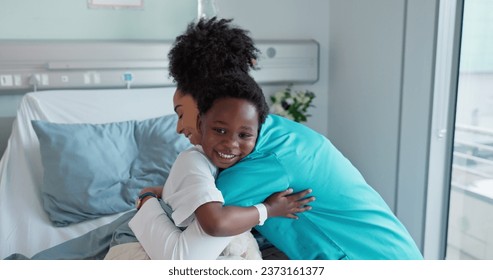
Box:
[328,0,406,208]
[329,0,439,252]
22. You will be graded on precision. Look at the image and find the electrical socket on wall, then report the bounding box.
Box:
[0,75,14,87]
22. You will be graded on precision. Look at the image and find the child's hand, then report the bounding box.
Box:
[263,188,315,219]
[135,186,163,210]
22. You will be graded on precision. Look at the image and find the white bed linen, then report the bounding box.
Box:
[0,87,177,259]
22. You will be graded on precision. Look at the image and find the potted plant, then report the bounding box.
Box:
[270,85,315,123]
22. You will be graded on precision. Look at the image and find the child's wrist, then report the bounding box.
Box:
[136,192,158,210]
[253,203,268,226]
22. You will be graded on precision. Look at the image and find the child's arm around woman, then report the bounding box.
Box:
[195,187,312,236]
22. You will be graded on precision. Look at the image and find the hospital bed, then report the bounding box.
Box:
[0,87,193,259]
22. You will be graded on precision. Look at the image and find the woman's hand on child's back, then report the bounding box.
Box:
[264,188,315,219]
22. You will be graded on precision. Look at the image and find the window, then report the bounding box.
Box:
[446,0,493,260]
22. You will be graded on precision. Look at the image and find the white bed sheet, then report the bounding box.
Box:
[0,87,177,259]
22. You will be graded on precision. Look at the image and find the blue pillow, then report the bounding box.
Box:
[32,115,191,227]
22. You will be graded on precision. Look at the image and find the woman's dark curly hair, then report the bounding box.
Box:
[168,17,259,97]
[196,72,269,125]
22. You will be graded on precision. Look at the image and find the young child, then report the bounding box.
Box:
[126,72,314,259]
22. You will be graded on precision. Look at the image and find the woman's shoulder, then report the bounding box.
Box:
[255,115,328,152]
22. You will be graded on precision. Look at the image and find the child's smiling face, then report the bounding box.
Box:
[199,97,259,169]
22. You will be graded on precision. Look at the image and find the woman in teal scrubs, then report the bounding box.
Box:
[168,17,423,260]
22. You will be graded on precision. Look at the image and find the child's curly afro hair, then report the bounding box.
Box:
[196,71,269,125]
[168,17,259,95]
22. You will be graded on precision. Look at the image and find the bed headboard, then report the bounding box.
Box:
[0,39,319,92]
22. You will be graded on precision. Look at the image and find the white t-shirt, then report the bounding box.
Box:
[128,146,234,259]
[162,145,223,227]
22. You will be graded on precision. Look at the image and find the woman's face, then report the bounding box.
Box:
[173,89,201,145]
[198,97,259,169]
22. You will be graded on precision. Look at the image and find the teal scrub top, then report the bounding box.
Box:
[216,114,423,260]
